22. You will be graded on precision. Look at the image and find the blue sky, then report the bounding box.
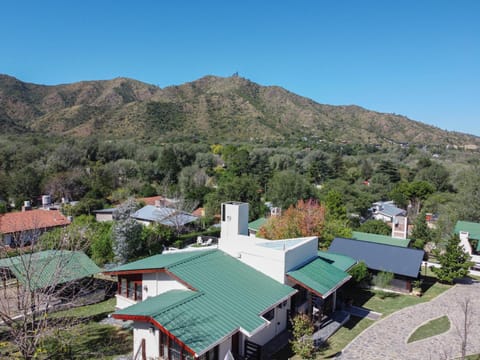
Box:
[2,1,479,135]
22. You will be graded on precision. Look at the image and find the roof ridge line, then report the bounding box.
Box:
[167,248,217,268]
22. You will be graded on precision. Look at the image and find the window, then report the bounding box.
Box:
[128,281,135,299]
[118,276,142,301]
[170,341,181,360]
[120,278,127,297]
[160,332,168,358]
[262,308,275,321]
[135,284,143,301]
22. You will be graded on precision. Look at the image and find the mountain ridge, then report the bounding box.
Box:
[0,73,478,146]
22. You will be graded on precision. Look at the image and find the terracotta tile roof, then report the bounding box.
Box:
[137,196,171,206]
[0,209,71,234]
[192,207,204,217]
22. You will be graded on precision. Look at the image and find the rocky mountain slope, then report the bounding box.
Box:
[0,74,478,146]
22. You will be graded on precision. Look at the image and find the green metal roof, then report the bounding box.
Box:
[248,217,267,231]
[454,221,480,251]
[108,250,209,272]
[114,250,295,355]
[317,251,357,271]
[455,221,480,240]
[287,257,351,298]
[0,250,100,290]
[352,231,410,247]
[115,289,199,317]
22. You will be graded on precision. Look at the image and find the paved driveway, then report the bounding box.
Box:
[340,282,480,360]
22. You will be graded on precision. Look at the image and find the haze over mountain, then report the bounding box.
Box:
[0,74,478,146]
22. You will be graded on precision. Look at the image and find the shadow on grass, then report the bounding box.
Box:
[73,324,132,358]
[343,288,375,307]
[421,275,438,292]
[341,315,364,331]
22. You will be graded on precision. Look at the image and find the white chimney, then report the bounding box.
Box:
[220,202,249,240]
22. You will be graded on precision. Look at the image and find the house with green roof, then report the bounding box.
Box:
[0,250,100,290]
[455,220,480,268]
[247,217,267,237]
[352,231,410,247]
[106,202,353,360]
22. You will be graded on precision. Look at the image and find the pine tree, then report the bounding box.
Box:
[432,235,473,284]
[410,212,432,249]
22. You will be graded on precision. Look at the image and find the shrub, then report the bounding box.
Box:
[373,271,394,289]
[291,314,315,359]
[348,261,369,284]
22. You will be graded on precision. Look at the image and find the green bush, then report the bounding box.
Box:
[348,261,370,284]
[373,271,394,289]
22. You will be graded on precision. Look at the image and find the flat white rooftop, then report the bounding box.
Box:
[257,238,307,251]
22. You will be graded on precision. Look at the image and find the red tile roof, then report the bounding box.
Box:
[137,196,175,207]
[0,209,71,234]
[192,207,205,217]
[137,196,165,206]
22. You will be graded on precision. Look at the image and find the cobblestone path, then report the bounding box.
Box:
[340,282,480,359]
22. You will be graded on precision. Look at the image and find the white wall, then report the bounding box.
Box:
[133,321,159,360]
[459,231,473,255]
[284,238,318,272]
[220,202,249,240]
[95,213,113,222]
[248,299,290,346]
[235,238,287,283]
[115,294,137,310]
[218,336,232,359]
[142,272,188,299]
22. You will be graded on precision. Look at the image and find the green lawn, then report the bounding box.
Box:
[350,281,451,316]
[407,315,450,343]
[40,322,132,360]
[50,297,116,320]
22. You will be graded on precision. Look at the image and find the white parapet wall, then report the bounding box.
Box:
[218,202,319,284]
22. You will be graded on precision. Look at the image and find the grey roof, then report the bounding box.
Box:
[132,205,198,227]
[372,201,405,217]
[380,203,405,217]
[328,238,424,278]
[93,208,117,214]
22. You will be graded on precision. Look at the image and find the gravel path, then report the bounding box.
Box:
[340,281,480,360]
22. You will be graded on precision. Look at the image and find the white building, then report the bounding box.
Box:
[106,202,352,360]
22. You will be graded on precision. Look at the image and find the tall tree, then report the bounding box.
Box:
[431,235,473,284]
[267,171,316,210]
[205,175,265,220]
[390,181,435,214]
[358,219,391,236]
[112,198,143,263]
[258,200,325,240]
[415,162,451,192]
[377,160,401,183]
[410,212,434,250]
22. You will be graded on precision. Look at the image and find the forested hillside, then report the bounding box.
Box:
[1,74,479,146]
[2,74,480,266]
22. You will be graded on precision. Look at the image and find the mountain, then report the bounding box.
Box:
[0,73,478,146]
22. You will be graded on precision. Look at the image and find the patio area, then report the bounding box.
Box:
[312,310,350,346]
